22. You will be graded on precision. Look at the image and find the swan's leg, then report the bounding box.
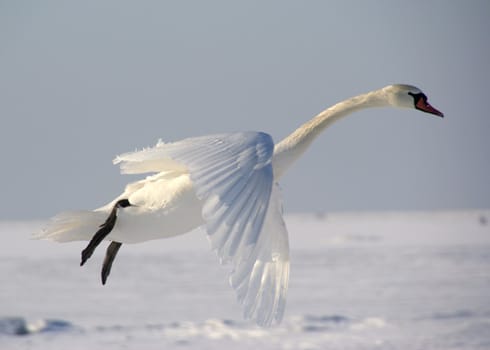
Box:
[80,199,131,266]
[101,241,122,285]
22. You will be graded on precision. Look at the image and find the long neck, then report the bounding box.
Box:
[272,88,390,179]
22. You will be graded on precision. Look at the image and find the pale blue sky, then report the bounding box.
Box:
[1,1,489,219]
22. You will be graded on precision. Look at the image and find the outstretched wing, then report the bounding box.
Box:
[114,132,290,326]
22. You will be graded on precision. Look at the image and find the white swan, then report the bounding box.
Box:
[37,84,443,326]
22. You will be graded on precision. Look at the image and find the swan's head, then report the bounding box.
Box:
[384,84,444,117]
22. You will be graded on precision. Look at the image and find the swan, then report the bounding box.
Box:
[37,84,443,326]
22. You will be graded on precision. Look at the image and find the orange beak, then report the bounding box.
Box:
[416,98,444,118]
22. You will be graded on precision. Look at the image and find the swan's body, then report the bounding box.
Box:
[38,84,443,326]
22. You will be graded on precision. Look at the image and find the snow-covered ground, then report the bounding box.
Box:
[1,210,489,349]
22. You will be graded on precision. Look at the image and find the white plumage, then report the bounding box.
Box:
[37,84,443,326]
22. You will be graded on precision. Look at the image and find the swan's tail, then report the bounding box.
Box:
[34,210,107,242]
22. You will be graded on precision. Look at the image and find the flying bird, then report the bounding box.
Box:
[37,84,443,326]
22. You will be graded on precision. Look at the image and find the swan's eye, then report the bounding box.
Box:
[407,92,426,107]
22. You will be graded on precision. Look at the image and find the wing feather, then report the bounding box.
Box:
[230,184,290,326]
[114,132,290,326]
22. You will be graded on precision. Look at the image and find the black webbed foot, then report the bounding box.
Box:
[80,199,130,266]
[101,241,123,285]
